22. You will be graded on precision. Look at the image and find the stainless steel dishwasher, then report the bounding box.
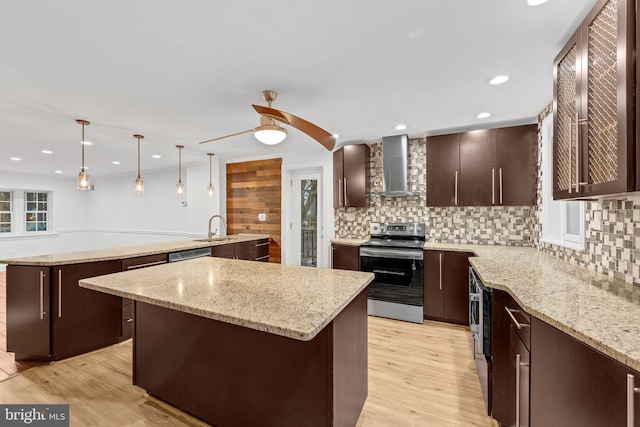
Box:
[167,247,211,262]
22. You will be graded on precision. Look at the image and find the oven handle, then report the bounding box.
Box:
[360,247,424,260]
[372,269,406,276]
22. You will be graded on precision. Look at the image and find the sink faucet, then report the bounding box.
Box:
[208,214,228,239]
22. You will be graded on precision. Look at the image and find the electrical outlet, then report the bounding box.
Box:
[258,213,266,221]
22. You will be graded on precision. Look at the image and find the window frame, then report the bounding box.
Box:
[0,190,13,235]
[24,191,50,233]
[540,114,585,251]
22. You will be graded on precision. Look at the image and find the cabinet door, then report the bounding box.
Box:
[343,144,370,208]
[331,244,360,271]
[51,260,121,360]
[491,290,515,425]
[211,243,236,259]
[235,240,256,260]
[459,129,496,206]
[496,125,537,206]
[6,265,51,361]
[553,30,581,200]
[530,317,640,427]
[426,134,460,206]
[581,0,634,197]
[423,250,444,320]
[443,251,471,325]
[333,148,345,208]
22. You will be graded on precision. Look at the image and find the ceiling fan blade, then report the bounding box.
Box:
[252,105,336,151]
[198,129,253,144]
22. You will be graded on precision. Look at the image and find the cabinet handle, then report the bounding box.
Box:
[255,255,270,261]
[255,242,270,247]
[491,168,495,205]
[58,270,62,318]
[338,178,343,207]
[343,177,348,207]
[126,318,134,323]
[454,171,458,206]
[515,353,529,427]
[568,115,573,194]
[628,374,640,427]
[439,253,443,290]
[505,307,530,329]
[574,112,580,191]
[39,271,46,320]
[126,260,167,270]
[499,168,503,205]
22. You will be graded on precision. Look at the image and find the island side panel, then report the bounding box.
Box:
[132,289,369,427]
[331,289,368,427]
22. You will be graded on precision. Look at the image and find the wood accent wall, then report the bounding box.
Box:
[226,158,282,263]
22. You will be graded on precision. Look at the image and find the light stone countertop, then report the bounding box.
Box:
[423,242,640,372]
[0,234,270,266]
[330,237,369,246]
[80,257,374,341]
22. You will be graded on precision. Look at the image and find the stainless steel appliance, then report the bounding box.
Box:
[360,222,425,323]
[470,266,492,413]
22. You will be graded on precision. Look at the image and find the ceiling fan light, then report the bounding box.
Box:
[254,125,287,145]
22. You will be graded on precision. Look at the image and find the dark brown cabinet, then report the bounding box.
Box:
[553,0,635,200]
[530,318,640,427]
[426,125,537,207]
[210,239,270,261]
[120,253,168,340]
[7,261,121,361]
[333,144,370,208]
[331,243,360,271]
[423,250,472,325]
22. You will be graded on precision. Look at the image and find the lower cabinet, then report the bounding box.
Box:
[331,244,360,271]
[530,317,640,427]
[423,250,473,325]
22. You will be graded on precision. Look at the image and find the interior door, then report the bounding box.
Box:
[290,171,322,267]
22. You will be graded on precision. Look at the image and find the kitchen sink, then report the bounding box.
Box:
[193,236,233,242]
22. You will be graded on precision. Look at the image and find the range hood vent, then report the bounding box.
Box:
[374,134,419,197]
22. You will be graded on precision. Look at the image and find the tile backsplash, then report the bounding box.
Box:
[334,110,640,287]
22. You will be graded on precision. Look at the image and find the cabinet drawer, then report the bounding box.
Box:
[235,240,255,255]
[122,253,168,271]
[254,239,270,258]
[504,298,531,351]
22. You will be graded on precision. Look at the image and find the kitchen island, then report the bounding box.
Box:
[80,257,374,427]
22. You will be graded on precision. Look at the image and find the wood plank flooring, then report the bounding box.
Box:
[0,270,497,426]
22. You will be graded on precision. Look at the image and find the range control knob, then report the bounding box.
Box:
[417,226,422,233]
[409,226,414,231]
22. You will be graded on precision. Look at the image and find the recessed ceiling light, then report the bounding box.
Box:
[395,124,407,130]
[476,112,492,119]
[332,133,340,139]
[80,140,93,145]
[527,0,550,5]
[54,170,63,174]
[41,150,53,154]
[489,75,509,85]
[152,154,161,159]
[10,157,21,161]
[112,161,121,165]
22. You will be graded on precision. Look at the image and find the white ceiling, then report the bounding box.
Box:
[0,0,596,178]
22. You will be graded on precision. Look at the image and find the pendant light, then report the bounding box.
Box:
[133,134,144,193]
[76,119,91,190]
[207,153,215,197]
[176,145,185,196]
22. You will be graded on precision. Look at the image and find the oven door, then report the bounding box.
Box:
[360,247,424,323]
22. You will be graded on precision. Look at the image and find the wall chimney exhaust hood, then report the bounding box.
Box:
[375,134,419,197]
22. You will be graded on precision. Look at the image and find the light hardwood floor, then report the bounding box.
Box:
[0,271,497,426]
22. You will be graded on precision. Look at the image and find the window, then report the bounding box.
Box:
[540,114,585,250]
[25,191,49,232]
[0,191,12,233]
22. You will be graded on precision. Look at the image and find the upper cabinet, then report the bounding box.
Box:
[553,0,635,200]
[333,144,370,208]
[426,125,537,207]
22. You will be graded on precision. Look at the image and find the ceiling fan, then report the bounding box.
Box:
[198,90,336,151]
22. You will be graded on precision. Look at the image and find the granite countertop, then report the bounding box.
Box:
[80,257,374,341]
[423,242,640,372]
[330,237,369,246]
[0,234,270,266]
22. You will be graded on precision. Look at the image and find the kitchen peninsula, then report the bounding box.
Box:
[80,256,373,427]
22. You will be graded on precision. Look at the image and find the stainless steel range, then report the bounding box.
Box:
[360,222,425,323]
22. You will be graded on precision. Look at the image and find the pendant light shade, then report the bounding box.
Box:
[76,119,91,190]
[176,145,185,196]
[207,153,215,197]
[133,134,144,194]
